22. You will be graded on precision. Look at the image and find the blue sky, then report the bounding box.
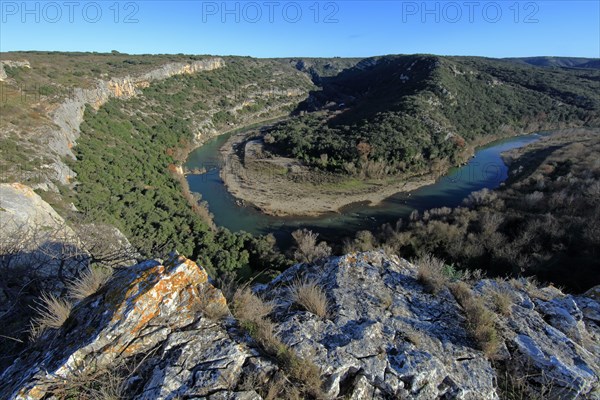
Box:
[1,1,599,57]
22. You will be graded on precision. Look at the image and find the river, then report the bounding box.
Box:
[186,131,542,245]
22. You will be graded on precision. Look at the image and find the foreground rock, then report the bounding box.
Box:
[0,253,254,400]
[2,251,598,399]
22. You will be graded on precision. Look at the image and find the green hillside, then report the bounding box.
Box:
[267,55,599,176]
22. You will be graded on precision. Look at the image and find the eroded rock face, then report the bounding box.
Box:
[49,58,225,185]
[475,279,600,399]
[0,60,31,81]
[2,251,599,399]
[0,183,88,295]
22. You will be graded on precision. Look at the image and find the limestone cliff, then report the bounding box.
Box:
[2,251,598,399]
[48,58,225,185]
[0,60,31,81]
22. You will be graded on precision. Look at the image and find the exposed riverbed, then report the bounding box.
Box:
[186,131,543,244]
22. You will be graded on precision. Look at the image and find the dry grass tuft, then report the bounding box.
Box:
[242,371,302,400]
[377,291,393,310]
[40,358,132,400]
[202,301,230,321]
[30,293,72,339]
[214,271,239,303]
[451,282,501,359]
[264,374,302,400]
[497,366,557,400]
[194,285,230,321]
[417,254,448,294]
[231,287,274,324]
[289,278,329,318]
[230,287,323,398]
[401,325,422,346]
[67,266,113,301]
[486,285,514,316]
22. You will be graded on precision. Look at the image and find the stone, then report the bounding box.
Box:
[0,182,89,295]
[3,251,599,399]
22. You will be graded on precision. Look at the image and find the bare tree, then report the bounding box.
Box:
[291,229,331,264]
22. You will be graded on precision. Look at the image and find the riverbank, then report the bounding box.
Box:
[218,123,583,217]
[220,130,438,216]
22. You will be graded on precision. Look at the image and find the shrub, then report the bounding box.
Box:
[289,278,329,318]
[343,230,376,253]
[291,229,331,264]
[67,266,113,301]
[30,293,72,339]
[417,254,448,294]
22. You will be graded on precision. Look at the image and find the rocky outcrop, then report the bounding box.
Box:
[0,60,31,81]
[0,183,88,295]
[2,251,599,399]
[259,251,499,399]
[48,58,225,184]
[474,279,600,398]
[0,182,137,306]
[0,253,260,400]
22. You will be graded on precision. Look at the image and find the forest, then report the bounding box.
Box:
[267,55,599,178]
[342,130,600,292]
[67,59,314,279]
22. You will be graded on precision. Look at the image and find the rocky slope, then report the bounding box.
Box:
[2,251,598,399]
[0,182,139,368]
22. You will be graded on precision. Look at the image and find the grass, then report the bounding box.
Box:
[30,293,72,339]
[450,281,501,359]
[37,354,147,400]
[241,371,302,400]
[416,253,449,295]
[486,283,514,316]
[231,288,324,398]
[193,285,230,321]
[41,367,126,400]
[231,287,274,324]
[377,291,393,310]
[288,278,329,318]
[67,266,113,301]
[320,177,367,191]
[497,365,557,400]
[401,325,422,346]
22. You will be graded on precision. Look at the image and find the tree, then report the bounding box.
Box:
[291,229,331,264]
